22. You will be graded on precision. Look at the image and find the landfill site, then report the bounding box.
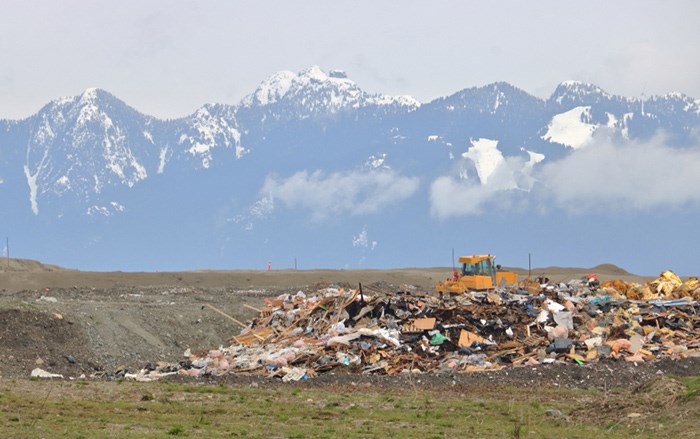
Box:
[1,257,699,437]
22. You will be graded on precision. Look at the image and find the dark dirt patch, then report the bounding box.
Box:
[0,308,99,378]
[156,357,700,394]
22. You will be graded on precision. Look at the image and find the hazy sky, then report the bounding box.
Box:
[1,0,698,119]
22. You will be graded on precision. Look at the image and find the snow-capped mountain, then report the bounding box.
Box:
[239,66,420,117]
[18,88,160,215]
[1,67,698,273]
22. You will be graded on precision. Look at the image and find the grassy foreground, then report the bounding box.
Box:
[0,377,698,438]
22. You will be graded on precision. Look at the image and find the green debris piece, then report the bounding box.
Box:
[430,332,449,346]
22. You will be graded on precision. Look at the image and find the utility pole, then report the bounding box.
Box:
[6,237,9,270]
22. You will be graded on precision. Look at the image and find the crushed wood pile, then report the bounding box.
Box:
[121,271,699,382]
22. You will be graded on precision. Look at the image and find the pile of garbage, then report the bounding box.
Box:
[124,271,699,382]
[601,271,700,301]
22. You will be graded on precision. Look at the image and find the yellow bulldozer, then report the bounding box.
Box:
[436,254,519,293]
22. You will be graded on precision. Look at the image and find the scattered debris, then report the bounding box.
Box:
[31,368,64,379]
[122,271,699,382]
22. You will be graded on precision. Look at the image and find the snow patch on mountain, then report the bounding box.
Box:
[157,146,169,174]
[179,106,247,168]
[364,154,390,170]
[462,138,505,185]
[55,175,71,192]
[24,165,40,214]
[490,85,508,112]
[352,226,377,250]
[542,106,597,149]
[106,141,148,187]
[523,149,545,169]
[606,112,634,139]
[86,201,125,217]
[34,119,56,145]
[518,148,545,190]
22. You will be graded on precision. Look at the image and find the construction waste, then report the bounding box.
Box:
[124,271,700,382]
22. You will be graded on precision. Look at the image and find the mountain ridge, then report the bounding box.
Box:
[1,66,699,274]
[5,73,700,124]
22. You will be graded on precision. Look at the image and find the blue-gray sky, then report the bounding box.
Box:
[1,0,699,119]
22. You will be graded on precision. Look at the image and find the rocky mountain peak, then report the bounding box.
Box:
[549,80,612,106]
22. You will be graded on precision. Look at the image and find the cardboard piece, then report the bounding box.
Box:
[402,317,436,332]
[458,330,485,347]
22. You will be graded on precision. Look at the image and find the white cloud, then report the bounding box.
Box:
[262,169,419,221]
[539,132,700,212]
[232,194,274,231]
[430,177,499,218]
[429,154,535,219]
[430,130,700,218]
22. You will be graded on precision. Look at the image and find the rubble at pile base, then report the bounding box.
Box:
[123,271,699,383]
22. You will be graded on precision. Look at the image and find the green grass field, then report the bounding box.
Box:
[1,376,698,438]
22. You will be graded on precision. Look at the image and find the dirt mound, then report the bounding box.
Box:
[0,258,67,273]
[519,264,648,283]
[590,263,631,276]
[0,308,98,378]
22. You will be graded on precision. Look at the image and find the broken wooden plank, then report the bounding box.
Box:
[206,304,247,328]
[231,327,274,346]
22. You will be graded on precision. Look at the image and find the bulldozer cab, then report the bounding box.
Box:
[460,255,497,285]
[436,254,518,293]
